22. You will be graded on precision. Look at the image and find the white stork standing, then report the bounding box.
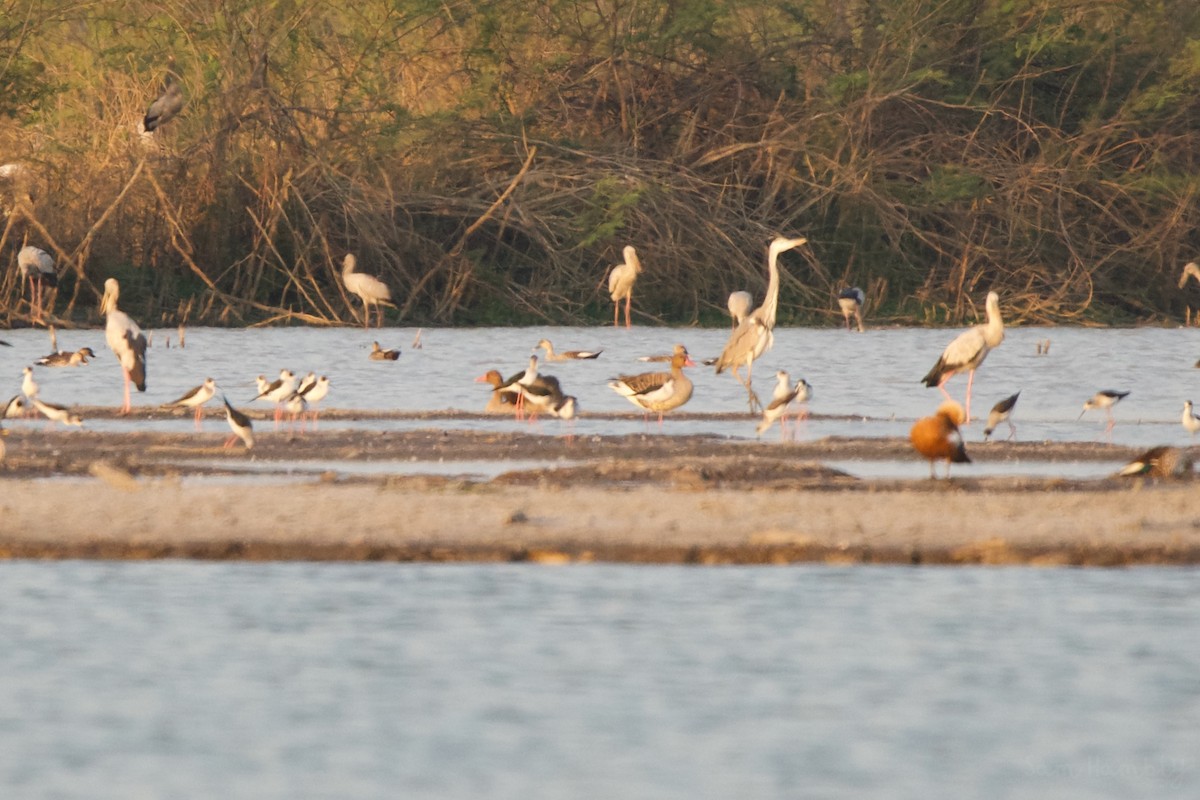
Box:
[99,278,148,414]
[713,236,809,411]
[18,245,56,324]
[607,245,642,328]
[342,253,393,328]
[920,291,1005,424]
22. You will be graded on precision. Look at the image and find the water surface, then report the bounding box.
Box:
[3,325,1199,447]
[0,563,1196,799]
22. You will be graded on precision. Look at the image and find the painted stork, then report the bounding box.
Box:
[99,278,148,414]
[920,291,1005,423]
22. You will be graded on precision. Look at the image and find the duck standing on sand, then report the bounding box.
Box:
[1118,446,1193,479]
[608,344,695,424]
[910,400,971,479]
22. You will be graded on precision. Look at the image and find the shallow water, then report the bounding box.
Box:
[826,458,1120,480]
[3,324,1199,447]
[172,456,580,480]
[0,563,1196,799]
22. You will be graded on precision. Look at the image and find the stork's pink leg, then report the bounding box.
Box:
[120,369,133,414]
[936,372,957,408]
[964,369,976,423]
[624,294,632,328]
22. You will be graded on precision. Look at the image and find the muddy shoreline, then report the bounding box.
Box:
[1,423,1197,566]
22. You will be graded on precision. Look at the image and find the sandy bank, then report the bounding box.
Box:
[0,427,1197,565]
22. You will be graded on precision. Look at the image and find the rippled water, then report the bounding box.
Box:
[0,563,1196,799]
[3,324,1199,446]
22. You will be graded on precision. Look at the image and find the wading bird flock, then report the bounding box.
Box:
[3,228,1198,478]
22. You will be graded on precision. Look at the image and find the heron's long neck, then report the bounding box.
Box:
[762,251,781,329]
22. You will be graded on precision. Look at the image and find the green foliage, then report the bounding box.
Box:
[921,166,991,205]
[575,178,648,249]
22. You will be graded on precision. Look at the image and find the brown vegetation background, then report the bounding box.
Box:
[2,0,1200,327]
